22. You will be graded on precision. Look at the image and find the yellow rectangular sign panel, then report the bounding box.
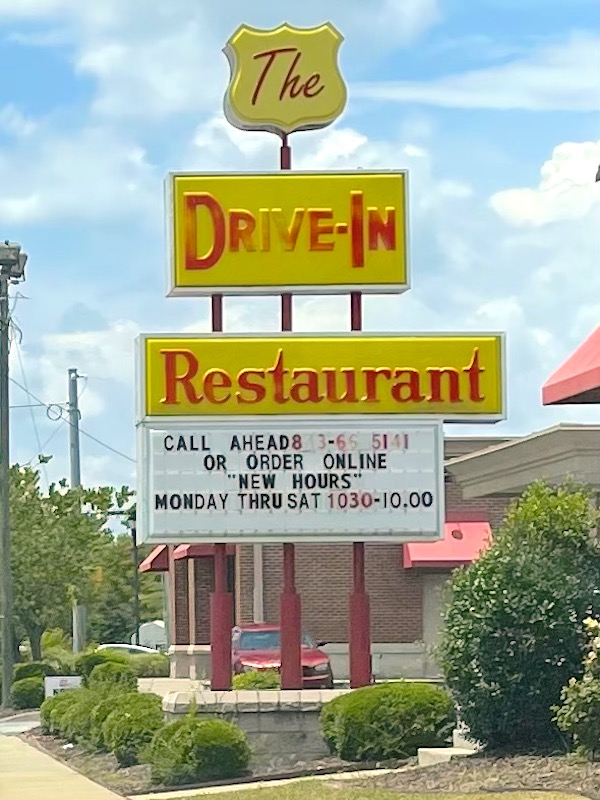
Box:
[139,333,504,421]
[167,171,408,296]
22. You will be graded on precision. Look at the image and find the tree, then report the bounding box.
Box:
[8,465,130,659]
[87,535,164,645]
[438,480,600,750]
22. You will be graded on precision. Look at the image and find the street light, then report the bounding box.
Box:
[0,240,28,709]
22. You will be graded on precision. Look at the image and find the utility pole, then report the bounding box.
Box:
[68,368,81,487]
[68,368,86,653]
[0,241,27,709]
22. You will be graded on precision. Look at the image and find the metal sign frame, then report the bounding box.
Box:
[165,169,410,297]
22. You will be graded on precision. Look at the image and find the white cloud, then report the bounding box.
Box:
[0,104,37,137]
[34,321,141,417]
[0,0,442,121]
[490,140,600,226]
[0,126,158,223]
[0,0,70,16]
[352,0,441,46]
[352,32,600,110]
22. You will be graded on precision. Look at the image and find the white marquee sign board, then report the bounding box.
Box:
[137,417,445,545]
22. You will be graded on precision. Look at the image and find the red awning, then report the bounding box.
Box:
[542,326,600,405]
[404,521,492,569]
[173,544,236,560]
[139,545,169,573]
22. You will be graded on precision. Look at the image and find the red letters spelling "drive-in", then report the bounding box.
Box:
[183,191,396,271]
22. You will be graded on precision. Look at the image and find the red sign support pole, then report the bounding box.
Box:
[279,135,303,691]
[210,294,234,691]
[349,292,372,688]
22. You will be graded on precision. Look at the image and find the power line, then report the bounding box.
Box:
[78,426,135,463]
[8,377,135,465]
[13,332,48,488]
[25,419,66,466]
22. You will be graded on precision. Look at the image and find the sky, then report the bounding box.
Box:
[3,0,600,494]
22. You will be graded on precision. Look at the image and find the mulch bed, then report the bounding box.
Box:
[354,753,600,799]
[25,727,410,796]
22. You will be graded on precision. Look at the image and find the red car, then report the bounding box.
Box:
[232,624,334,689]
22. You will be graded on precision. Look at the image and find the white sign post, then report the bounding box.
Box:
[137,416,444,544]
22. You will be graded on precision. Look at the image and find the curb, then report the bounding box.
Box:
[23,731,408,798]
[128,760,409,797]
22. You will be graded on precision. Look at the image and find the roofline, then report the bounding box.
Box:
[446,423,600,467]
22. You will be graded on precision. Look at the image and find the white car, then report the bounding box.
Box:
[97,643,160,656]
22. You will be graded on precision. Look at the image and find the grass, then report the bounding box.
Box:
[186,780,590,800]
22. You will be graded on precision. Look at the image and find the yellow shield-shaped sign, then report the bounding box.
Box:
[223,22,347,136]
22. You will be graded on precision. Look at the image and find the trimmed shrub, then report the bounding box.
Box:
[40,693,62,734]
[320,681,455,762]
[13,661,57,683]
[128,653,170,678]
[41,689,83,736]
[75,649,128,685]
[439,480,600,750]
[60,689,104,743]
[149,716,251,786]
[88,661,138,693]
[103,692,164,767]
[89,694,124,751]
[11,677,45,710]
[232,669,280,691]
[41,691,80,735]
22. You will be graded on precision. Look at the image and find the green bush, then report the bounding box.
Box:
[555,676,600,757]
[88,695,124,751]
[10,677,45,710]
[149,716,251,786]
[102,692,164,767]
[41,630,76,675]
[43,650,77,676]
[554,617,600,759]
[438,480,600,750]
[232,669,280,690]
[40,690,80,735]
[320,681,455,762]
[40,693,64,734]
[41,689,83,736]
[41,628,71,652]
[60,689,104,743]
[88,661,138,693]
[13,661,57,683]
[75,649,128,684]
[128,653,170,678]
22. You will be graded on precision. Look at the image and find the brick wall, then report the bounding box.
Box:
[174,560,189,645]
[445,474,512,530]
[238,545,255,622]
[194,559,213,644]
[175,475,514,647]
[175,556,236,646]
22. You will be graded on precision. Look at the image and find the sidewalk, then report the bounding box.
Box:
[0,736,121,799]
